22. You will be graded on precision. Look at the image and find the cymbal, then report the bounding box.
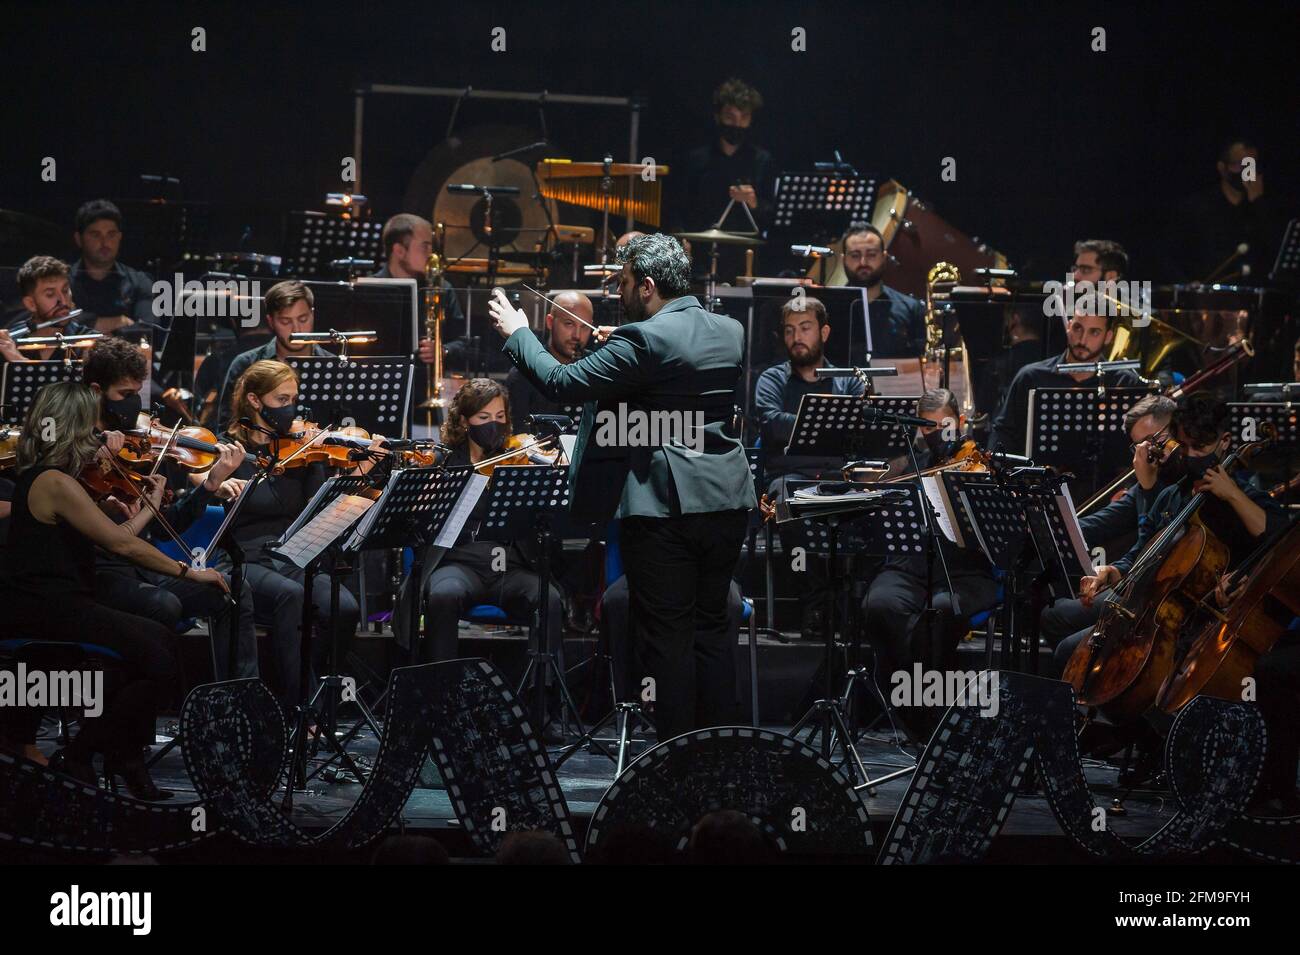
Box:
[672,228,764,247]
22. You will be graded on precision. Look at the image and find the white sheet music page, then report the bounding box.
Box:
[433,472,490,548]
[1058,484,1096,575]
[921,476,959,544]
[277,494,375,569]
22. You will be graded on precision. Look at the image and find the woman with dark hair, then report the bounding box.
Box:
[0,381,228,798]
[405,378,564,667]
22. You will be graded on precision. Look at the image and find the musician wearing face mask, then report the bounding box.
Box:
[78,338,257,681]
[505,291,593,433]
[861,388,1000,742]
[198,359,361,711]
[672,77,774,281]
[1052,393,1288,673]
[1039,395,1177,671]
[396,379,564,686]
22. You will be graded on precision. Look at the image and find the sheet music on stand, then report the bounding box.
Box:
[771,171,876,236]
[266,475,377,569]
[947,471,1092,599]
[924,471,988,548]
[287,355,414,439]
[777,480,923,557]
[1,360,79,423]
[346,466,484,553]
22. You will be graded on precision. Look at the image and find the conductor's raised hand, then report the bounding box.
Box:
[488,288,529,339]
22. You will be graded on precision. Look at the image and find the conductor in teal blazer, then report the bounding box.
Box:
[488,233,756,739]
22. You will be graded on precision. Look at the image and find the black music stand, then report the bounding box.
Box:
[280,212,384,279]
[947,467,1091,673]
[786,392,921,462]
[0,359,79,423]
[476,464,593,745]
[1028,387,1148,501]
[267,474,381,802]
[779,482,922,789]
[1229,401,1298,492]
[1268,218,1300,286]
[286,355,414,439]
[772,171,876,237]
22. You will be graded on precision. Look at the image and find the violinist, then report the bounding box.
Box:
[0,381,229,797]
[200,359,361,710]
[80,337,258,679]
[860,388,1000,740]
[1054,393,1288,672]
[398,379,564,684]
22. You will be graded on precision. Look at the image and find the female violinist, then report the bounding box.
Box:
[79,337,257,681]
[197,359,362,710]
[0,382,229,797]
[399,378,564,680]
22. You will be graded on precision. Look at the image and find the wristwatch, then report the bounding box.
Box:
[177,560,191,578]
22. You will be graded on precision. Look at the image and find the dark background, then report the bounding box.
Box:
[1,0,1296,281]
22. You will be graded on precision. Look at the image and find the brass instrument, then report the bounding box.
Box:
[923,262,976,421]
[419,245,447,427]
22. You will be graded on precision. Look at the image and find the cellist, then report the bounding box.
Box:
[1055,393,1288,671]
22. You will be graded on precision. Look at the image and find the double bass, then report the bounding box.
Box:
[1063,432,1272,722]
[1156,519,1300,713]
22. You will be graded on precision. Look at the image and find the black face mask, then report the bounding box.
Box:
[1160,445,1219,482]
[468,421,508,454]
[717,122,747,146]
[916,430,954,460]
[1185,450,1220,480]
[102,392,142,430]
[260,402,299,437]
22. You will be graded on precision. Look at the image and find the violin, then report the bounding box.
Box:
[883,438,991,483]
[255,421,380,472]
[119,419,225,472]
[472,433,558,476]
[79,455,174,505]
[1063,431,1273,723]
[0,427,19,469]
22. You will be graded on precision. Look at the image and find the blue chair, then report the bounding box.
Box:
[156,504,226,561]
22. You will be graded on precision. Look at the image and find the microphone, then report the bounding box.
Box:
[446,183,521,195]
[990,451,1035,466]
[237,416,278,438]
[526,414,573,436]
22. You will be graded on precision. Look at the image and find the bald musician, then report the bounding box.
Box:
[505,290,594,432]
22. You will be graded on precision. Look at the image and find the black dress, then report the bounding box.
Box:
[0,466,176,757]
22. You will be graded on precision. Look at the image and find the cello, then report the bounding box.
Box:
[1063,431,1273,722]
[1156,519,1300,713]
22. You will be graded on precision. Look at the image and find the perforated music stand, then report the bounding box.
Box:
[0,359,80,423]
[1229,400,1299,494]
[779,482,924,789]
[286,355,414,439]
[786,392,922,462]
[267,474,380,804]
[475,464,596,749]
[280,212,384,278]
[1027,387,1148,501]
[772,171,876,239]
[1268,217,1300,286]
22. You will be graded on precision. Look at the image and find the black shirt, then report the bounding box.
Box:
[674,140,775,280]
[0,466,95,606]
[69,260,155,326]
[505,336,584,433]
[439,444,531,574]
[1165,186,1286,283]
[990,352,1144,455]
